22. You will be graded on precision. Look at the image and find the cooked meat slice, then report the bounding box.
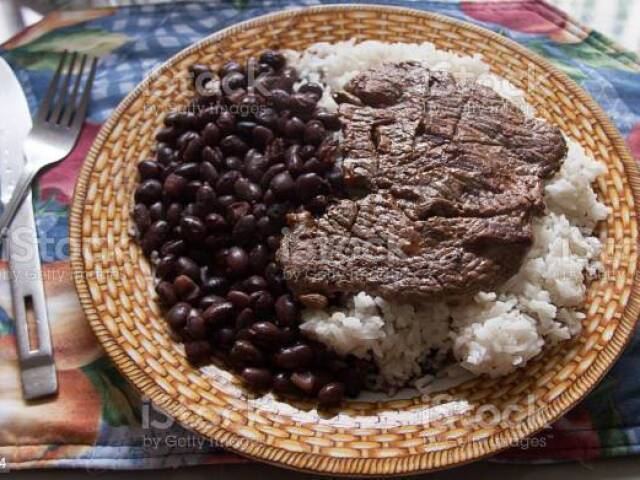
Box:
[279,62,566,301]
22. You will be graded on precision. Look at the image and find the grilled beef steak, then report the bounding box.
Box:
[278,62,567,301]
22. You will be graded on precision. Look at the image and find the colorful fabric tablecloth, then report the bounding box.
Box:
[1,0,640,470]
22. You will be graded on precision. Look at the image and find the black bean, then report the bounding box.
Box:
[132,204,151,233]
[232,214,257,243]
[180,215,206,243]
[270,89,291,110]
[176,131,199,151]
[196,183,216,208]
[318,382,344,408]
[183,136,204,163]
[199,294,225,310]
[259,50,286,70]
[141,220,170,254]
[202,301,234,327]
[252,125,274,149]
[254,107,279,129]
[274,344,314,370]
[174,274,201,302]
[156,254,177,279]
[167,302,191,330]
[306,195,328,214]
[303,120,325,146]
[290,93,317,115]
[261,163,286,189]
[202,145,223,169]
[175,161,200,179]
[188,63,211,81]
[251,290,274,316]
[298,82,323,99]
[138,160,163,180]
[290,371,317,394]
[243,275,266,293]
[295,173,324,202]
[235,307,255,329]
[165,203,183,226]
[148,202,164,221]
[163,173,187,199]
[205,213,228,233]
[202,276,228,295]
[225,201,250,224]
[185,314,207,340]
[283,116,305,139]
[244,153,269,182]
[314,109,341,130]
[156,126,177,143]
[227,290,251,309]
[249,321,284,348]
[220,60,243,77]
[284,145,304,174]
[256,62,274,75]
[220,135,249,156]
[226,246,249,276]
[156,145,176,165]
[198,161,219,186]
[269,171,295,200]
[234,178,263,203]
[176,256,200,281]
[216,170,242,195]
[203,122,221,147]
[275,294,299,326]
[156,281,178,307]
[185,340,211,365]
[135,179,162,204]
[231,340,264,367]
[272,372,296,394]
[176,111,199,130]
[212,327,235,350]
[222,71,246,91]
[241,367,272,390]
[247,244,268,272]
[216,111,236,135]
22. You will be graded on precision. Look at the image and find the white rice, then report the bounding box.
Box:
[288,41,609,390]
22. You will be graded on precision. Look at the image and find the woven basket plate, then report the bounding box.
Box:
[70,5,640,475]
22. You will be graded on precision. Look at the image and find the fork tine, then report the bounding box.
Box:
[60,54,88,127]
[70,56,98,131]
[49,51,78,124]
[36,51,68,123]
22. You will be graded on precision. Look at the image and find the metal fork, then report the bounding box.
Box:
[0,51,97,238]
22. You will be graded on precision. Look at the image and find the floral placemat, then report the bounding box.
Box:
[1,0,639,470]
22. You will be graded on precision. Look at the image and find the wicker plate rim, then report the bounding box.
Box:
[69,4,640,476]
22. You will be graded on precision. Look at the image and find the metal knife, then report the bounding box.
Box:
[0,57,58,400]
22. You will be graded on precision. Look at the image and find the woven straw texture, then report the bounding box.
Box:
[69,5,640,475]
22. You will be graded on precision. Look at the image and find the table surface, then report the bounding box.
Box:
[1,1,639,478]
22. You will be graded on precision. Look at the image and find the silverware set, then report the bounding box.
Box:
[0,51,96,400]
